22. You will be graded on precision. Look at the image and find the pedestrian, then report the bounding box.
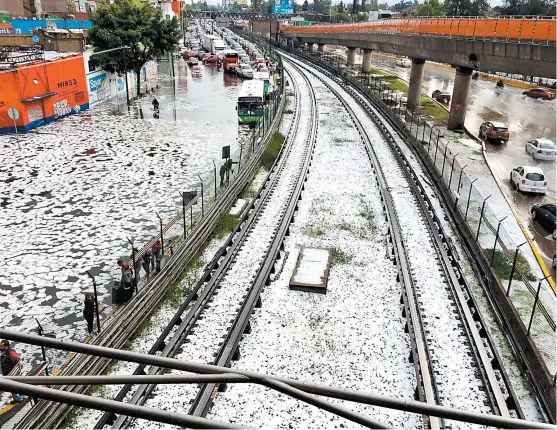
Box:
[152,98,159,111]
[142,250,152,278]
[1,340,24,403]
[151,240,163,273]
[219,163,227,187]
[83,292,96,336]
[121,263,133,290]
[130,248,141,283]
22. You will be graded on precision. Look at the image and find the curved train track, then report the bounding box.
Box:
[85,64,319,429]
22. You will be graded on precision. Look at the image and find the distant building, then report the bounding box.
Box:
[368,9,394,20]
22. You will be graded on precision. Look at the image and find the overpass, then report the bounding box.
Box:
[282,17,556,129]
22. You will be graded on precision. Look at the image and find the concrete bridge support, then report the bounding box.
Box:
[362,49,372,72]
[347,47,356,66]
[407,58,425,109]
[317,44,325,54]
[448,66,473,130]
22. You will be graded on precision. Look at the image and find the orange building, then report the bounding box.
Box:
[0,54,89,134]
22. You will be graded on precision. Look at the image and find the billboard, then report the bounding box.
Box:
[272,0,293,14]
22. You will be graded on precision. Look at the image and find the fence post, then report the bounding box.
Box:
[527,276,550,336]
[35,319,49,376]
[421,120,426,142]
[507,241,528,296]
[197,174,204,218]
[490,216,508,266]
[448,153,459,189]
[441,143,450,177]
[457,164,468,191]
[476,195,491,240]
[86,271,102,331]
[433,135,440,165]
[464,178,478,221]
[212,160,217,198]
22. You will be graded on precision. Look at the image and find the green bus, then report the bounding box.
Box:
[237,79,265,126]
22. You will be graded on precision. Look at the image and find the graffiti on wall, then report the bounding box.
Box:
[27,106,44,123]
[53,99,71,118]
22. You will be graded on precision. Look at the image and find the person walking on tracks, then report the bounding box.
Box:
[83,292,96,336]
[1,340,24,403]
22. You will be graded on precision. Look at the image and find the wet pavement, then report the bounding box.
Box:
[369,52,556,268]
[0,58,247,368]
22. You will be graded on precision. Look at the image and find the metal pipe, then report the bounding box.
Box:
[448,153,459,189]
[456,164,468,191]
[181,192,186,238]
[261,378,390,429]
[0,330,551,430]
[490,216,508,266]
[441,143,449,176]
[476,195,491,241]
[7,373,249,386]
[506,241,528,296]
[0,379,244,429]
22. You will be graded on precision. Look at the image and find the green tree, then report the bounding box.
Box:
[417,0,444,15]
[302,0,309,10]
[89,0,179,98]
[500,0,555,14]
[336,1,345,12]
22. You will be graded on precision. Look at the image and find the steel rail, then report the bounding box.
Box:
[107,67,306,429]
[279,54,442,429]
[188,58,318,419]
[14,64,287,430]
[286,50,522,421]
[1,330,552,429]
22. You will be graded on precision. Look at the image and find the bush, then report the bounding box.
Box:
[261,132,285,171]
[483,248,536,282]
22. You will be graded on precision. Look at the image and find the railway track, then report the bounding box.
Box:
[13,65,286,430]
[88,65,318,429]
[267,53,524,428]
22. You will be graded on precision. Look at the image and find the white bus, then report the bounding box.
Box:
[237,80,265,126]
[253,71,272,98]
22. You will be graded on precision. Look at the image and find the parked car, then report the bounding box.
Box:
[201,53,211,61]
[479,121,510,143]
[187,57,199,66]
[431,89,451,104]
[510,166,547,194]
[238,63,254,78]
[191,65,203,77]
[203,54,221,64]
[395,58,411,67]
[530,203,556,239]
[525,138,556,161]
[522,88,556,100]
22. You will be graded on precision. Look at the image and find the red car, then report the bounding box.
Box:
[522,88,556,100]
[201,53,211,61]
[183,50,197,59]
[203,55,221,64]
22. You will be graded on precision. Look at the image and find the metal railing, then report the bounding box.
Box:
[283,16,557,45]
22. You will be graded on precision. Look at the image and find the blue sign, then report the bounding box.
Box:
[88,72,107,93]
[272,0,293,14]
[32,35,39,43]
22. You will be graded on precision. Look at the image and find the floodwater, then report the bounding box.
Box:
[371,52,556,268]
[0,57,247,368]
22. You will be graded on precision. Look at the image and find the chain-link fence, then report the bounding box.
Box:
[300,46,556,378]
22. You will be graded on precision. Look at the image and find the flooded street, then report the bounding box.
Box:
[371,52,556,267]
[0,58,246,367]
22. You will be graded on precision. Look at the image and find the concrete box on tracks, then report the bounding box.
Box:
[289,247,331,294]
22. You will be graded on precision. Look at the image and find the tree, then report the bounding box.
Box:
[351,0,359,13]
[500,0,555,15]
[302,0,309,10]
[88,0,179,98]
[417,0,444,15]
[67,0,76,13]
[336,1,345,12]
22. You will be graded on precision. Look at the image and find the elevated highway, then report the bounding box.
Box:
[282,17,556,129]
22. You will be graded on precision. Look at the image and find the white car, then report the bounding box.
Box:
[510,166,548,194]
[238,63,253,79]
[525,138,556,161]
[396,58,411,67]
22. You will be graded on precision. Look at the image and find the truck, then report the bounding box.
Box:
[201,34,226,55]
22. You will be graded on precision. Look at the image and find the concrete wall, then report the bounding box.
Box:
[0,35,33,45]
[285,31,556,79]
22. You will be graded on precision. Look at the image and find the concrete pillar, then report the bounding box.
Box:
[362,49,372,72]
[448,67,473,131]
[407,58,425,109]
[347,47,356,66]
[317,44,325,54]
